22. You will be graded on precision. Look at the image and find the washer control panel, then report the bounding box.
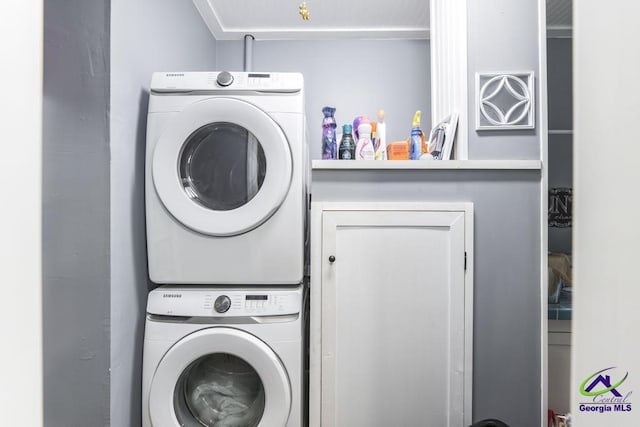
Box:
[147,286,302,317]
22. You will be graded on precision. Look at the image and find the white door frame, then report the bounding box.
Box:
[0,1,43,425]
[537,0,550,424]
[572,2,640,426]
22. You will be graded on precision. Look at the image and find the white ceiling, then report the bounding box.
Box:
[193,0,429,40]
[193,0,571,40]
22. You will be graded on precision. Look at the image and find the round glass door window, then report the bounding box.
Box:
[179,122,267,211]
[152,97,293,236]
[174,353,265,427]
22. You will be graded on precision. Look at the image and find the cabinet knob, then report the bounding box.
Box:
[328,255,336,263]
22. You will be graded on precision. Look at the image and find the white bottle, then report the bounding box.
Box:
[355,122,375,160]
[375,110,387,160]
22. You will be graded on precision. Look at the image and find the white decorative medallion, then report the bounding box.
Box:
[476,72,535,130]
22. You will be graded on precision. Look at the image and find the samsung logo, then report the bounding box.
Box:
[162,293,182,298]
[166,73,184,77]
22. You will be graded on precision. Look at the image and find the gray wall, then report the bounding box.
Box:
[547,38,573,254]
[109,1,216,425]
[216,39,430,160]
[467,0,542,160]
[43,0,110,425]
[312,169,541,426]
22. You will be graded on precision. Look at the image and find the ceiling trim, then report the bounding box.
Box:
[210,28,430,41]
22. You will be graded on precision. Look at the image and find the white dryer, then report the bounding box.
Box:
[142,285,305,427]
[146,71,308,285]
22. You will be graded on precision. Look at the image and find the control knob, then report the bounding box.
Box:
[216,71,234,87]
[214,295,231,313]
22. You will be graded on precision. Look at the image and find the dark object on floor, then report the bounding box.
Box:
[470,419,510,427]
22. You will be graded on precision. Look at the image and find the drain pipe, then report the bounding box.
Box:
[244,34,255,72]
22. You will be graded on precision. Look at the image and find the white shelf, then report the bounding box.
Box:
[312,160,542,170]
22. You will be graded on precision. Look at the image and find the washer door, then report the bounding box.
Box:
[148,328,292,427]
[152,97,293,236]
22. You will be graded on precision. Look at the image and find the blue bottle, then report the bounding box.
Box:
[409,110,423,160]
[322,107,337,160]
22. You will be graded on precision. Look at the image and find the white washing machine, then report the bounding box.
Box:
[146,71,308,285]
[142,285,305,427]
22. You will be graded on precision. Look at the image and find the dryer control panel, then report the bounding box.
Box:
[147,286,302,317]
[150,71,303,93]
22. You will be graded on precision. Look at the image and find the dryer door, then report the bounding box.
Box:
[152,97,292,236]
[148,327,292,427]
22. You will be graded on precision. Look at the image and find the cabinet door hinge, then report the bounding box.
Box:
[464,251,467,271]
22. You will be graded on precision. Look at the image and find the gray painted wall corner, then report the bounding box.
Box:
[43,0,111,425]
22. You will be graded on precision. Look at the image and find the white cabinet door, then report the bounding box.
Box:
[310,203,473,427]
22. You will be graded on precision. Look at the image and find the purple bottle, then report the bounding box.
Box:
[322,106,337,160]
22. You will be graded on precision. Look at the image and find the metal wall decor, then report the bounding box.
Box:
[475,71,535,130]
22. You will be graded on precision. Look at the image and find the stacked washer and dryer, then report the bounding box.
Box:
[142,71,309,427]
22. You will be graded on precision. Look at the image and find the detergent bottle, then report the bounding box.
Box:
[338,124,356,160]
[409,110,424,160]
[355,121,375,160]
[321,106,337,159]
[375,110,387,160]
[352,115,369,141]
